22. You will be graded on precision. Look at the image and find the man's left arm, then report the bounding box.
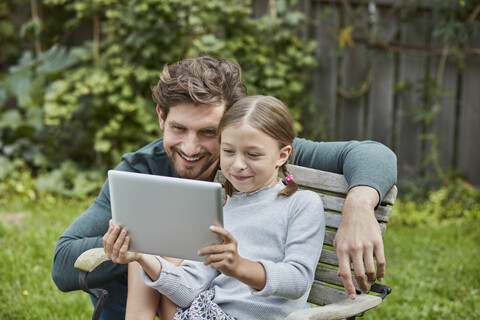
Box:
[293,138,397,299]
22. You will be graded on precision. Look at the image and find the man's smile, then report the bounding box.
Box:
[178,152,203,163]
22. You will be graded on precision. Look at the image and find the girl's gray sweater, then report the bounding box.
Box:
[142,183,325,319]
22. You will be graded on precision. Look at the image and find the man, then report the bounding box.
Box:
[52,55,397,319]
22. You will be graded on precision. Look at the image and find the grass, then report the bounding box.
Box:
[0,196,92,319]
[368,218,480,319]
[1,195,479,319]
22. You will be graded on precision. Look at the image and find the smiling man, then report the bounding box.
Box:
[158,103,223,181]
[52,55,397,320]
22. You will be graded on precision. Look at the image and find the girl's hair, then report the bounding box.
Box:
[217,95,299,197]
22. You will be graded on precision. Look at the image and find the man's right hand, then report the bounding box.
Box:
[103,219,140,264]
[334,186,385,300]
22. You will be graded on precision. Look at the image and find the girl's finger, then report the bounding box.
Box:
[209,226,234,243]
[204,252,228,267]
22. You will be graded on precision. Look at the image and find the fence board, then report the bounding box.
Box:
[338,6,368,140]
[313,2,340,139]
[458,36,480,186]
[367,6,396,146]
[428,42,459,174]
[395,11,429,179]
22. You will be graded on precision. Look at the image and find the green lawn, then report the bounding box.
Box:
[368,218,480,319]
[0,197,92,319]
[1,196,479,319]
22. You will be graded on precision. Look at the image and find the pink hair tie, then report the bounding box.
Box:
[285,174,294,184]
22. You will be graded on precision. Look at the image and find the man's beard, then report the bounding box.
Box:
[168,147,219,180]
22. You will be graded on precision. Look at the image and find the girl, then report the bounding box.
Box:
[103,95,325,319]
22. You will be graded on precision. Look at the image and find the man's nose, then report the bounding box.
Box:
[182,133,201,156]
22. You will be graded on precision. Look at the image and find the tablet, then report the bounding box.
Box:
[108,170,223,261]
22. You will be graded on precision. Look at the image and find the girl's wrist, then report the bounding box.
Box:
[136,254,162,282]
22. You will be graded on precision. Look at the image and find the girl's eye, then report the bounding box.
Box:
[248,153,260,158]
[223,149,234,154]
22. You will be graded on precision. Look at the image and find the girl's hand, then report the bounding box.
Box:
[103,219,140,264]
[199,225,267,290]
[198,226,241,278]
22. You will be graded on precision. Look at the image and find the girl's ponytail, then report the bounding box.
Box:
[278,164,298,197]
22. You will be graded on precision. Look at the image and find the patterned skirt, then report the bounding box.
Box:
[173,289,236,320]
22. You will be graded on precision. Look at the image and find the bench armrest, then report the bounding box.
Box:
[285,295,383,320]
[74,248,110,272]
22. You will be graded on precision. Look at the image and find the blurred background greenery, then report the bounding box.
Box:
[1,0,318,199]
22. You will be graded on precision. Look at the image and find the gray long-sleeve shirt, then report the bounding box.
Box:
[52,137,397,292]
[142,183,325,320]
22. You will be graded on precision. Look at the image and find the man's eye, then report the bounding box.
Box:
[202,130,217,136]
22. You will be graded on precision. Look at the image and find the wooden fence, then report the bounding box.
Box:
[254,0,480,186]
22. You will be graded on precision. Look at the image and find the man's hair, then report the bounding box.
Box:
[217,95,299,197]
[152,55,247,118]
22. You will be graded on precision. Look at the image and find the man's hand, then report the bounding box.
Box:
[103,219,140,264]
[334,186,385,300]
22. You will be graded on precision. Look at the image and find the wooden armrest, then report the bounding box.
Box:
[285,295,382,320]
[74,248,110,272]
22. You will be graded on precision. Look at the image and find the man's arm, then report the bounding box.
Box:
[293,138,397,203]
[51,181,128,291]
[293,138,397,299]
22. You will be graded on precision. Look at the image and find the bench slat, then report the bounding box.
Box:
[320,194,392,223]
[308,282,348,306]
[314,265,360,292]
[288,164,397,205]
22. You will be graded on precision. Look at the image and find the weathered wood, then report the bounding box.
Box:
[338,5,368,140]
[288,293,382,320]
[308,282,349,306]
[458,35,480,186]
[396,11,429,179]
[306,1,480,186]
[312,1,340,138]
[319,249,339,267]
[314,265,360,291]
[428,39,458,172]
[368,6,396,146]
[287,164,398,205]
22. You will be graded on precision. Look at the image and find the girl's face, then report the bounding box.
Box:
[220,123,291,193]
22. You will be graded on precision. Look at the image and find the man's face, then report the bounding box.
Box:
[158,103,225,181]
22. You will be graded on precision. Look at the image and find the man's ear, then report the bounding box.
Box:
[277,145,292,167]
[157,105,165,130]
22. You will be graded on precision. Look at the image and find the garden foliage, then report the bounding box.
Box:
[0,0,317,198]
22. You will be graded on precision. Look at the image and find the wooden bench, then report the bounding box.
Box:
[75,164,398,320]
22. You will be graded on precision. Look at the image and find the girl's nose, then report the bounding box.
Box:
[233,156,247,170]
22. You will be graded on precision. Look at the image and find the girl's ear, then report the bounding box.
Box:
[277,145,292,167]
[157,105,166,130]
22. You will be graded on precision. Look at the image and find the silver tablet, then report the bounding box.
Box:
[108,170,223,261]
